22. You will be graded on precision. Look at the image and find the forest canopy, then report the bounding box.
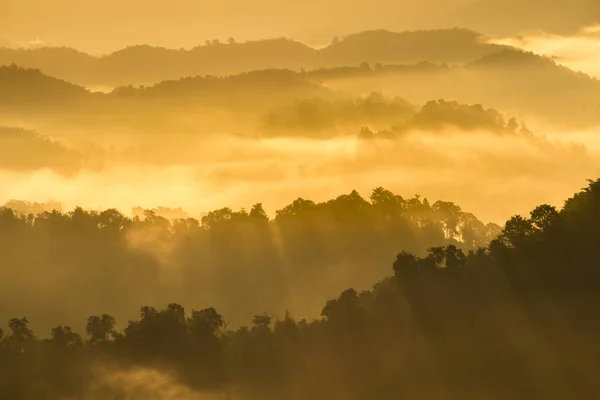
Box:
[0,187,499,334]
[1,178,599,400]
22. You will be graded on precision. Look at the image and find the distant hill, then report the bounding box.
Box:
[319,29,503,66]
[309,49,600,128]
[0,127,83,174]
[0,47,95,81]
[0,29,504,87]
[4,49,599,128]
[467,48,578,70]
[109,69,331,108]
[0,65,332,113]
[393,99,523,134]
[96,39,319,86]
[260,93,417,138]
[0,65,90,104]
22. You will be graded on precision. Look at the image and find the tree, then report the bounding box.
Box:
[252,314,273,332]
[189,308,224,337]
[432,201,462,239]
[8,317,34,342]
[321,288,361,325]
[249,203,268,220]
[393,251,419,278]
[50,326,82,349]
[444,245,466,270]
[507,117,519,132]
[427,246,445,267]
[530,204,558,231]
[499,215,535,248]
[86,314,116,345]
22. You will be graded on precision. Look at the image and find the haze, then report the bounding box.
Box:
[2,0,598,51]
[1,3,600,400]
[495,24,600,78]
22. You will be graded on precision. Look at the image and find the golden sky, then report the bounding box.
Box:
[0,0,474,52]
[1,0,597,52]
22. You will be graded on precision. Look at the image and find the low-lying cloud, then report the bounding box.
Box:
[494,25,600,79]
[1,127,597,224]
[76,365,230,400]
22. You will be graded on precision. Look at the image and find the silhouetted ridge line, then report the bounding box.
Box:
[0,28,506,87]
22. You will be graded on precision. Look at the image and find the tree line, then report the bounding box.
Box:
[0,188,498,335]
[1,179,600,399]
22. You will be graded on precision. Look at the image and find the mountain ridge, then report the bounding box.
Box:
[0,28,506,87]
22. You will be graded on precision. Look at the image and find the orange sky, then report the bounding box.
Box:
[6,0,548,53]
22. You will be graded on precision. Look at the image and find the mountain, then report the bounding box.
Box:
[96,39,319,86]
[0,127,83,174]
[0,65,90,104]
[0,47,95,83]
[0,65,332,119]
[319,28,504,66]
[0,29,504,87]
[4,48,599,128]
[308,49,600,128]
[110,69,330,104]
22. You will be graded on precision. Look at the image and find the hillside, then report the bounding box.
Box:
[0,47,95,82]
[319,28,504,66]
[0,127,84,174]
[3,49,600,128]
[312,49,600,128]
[394,99,522,134]
[0,65,90,104]
[0,29,504,87]
[119,69,326,98]
[0,66,331,112]
[261,94,416,138]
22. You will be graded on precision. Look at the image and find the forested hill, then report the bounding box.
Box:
[0,65,90,104]
[0,29,503,86]
[0,65,331,108]
[0,188,499,334]
[4,48,599,128]
[1,179,599,399]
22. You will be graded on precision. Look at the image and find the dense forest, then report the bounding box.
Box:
[1,178,599,399]
[0,188,499,333]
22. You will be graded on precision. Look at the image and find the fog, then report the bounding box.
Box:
[495,25,600,78]
[2,9,600,399]
[79,366,229,400]
[1,127,597,224]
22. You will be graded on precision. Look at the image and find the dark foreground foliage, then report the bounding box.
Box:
[1,180,600,399]
[0,188,497,333]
